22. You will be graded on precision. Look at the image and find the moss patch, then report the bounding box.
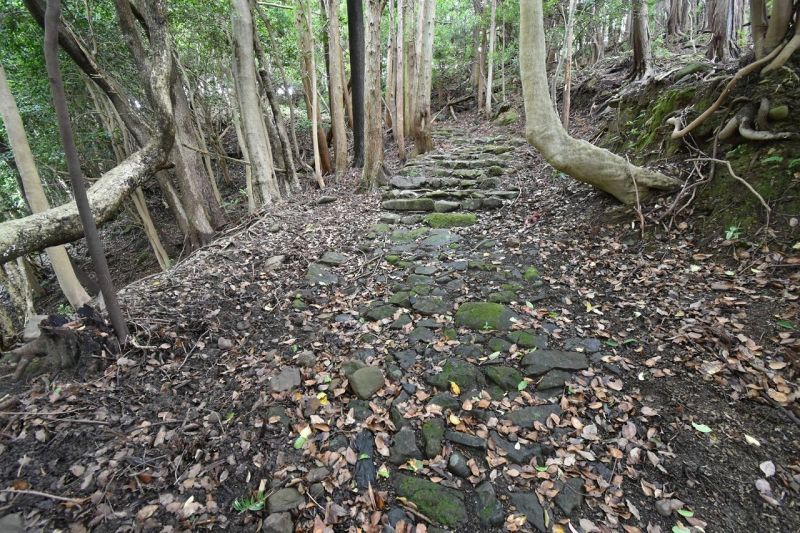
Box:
[523,266,540,282]
[395,475,466,527]
[423,212,477,228]
[455,302,518,331]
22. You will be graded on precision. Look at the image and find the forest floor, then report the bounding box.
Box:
[0,114,798,532]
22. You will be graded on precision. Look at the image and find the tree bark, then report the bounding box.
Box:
[707,0,739,61]
[630,0,653,79]
[519,0,679,205]
[750,0,768,59]
[561,0,577,129]
[412,0,435,155]
[0,62,92,309]
[764,0,793,54]
[394,0,406,160]
[298,0,326,187]
[326,0,348,175]
[485,0,497,114]
[361,0,386,187]
[231,0,280,207]
[346,0,366,167]
[667,0,690,36]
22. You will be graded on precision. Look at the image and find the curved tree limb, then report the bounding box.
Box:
[762,22,800,74]
[669,43,785,140]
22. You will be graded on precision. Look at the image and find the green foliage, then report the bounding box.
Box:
[232,490,266,513]
[724,225,741,241]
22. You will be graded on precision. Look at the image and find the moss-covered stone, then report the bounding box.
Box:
[443,328,458,340]
[389,291,411,306]
[485,365,524,391]
[455,302,517,331]
[394,475,466,527]
[489,290,517,303]
[426,359,486,391]
[421,418,445,458]
[423,212,477,228]
[370,223,391,234]
[523,266,540,282]
[386,255,401,265]
[382,198,436,211]
[507,330,548,349]
[390,227,429,243]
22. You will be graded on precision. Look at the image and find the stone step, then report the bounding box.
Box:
[389,175,500,190]
[382,188,519,202]
[381,192,517,212]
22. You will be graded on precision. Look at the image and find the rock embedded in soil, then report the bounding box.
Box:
[455,302,518,331]
[509,492,548,532]
[476,481,505,527]
[563,337,603,353]
[394,475,467,528]
[491,431,541,464]
[445,430,487,449]
[507,330,548,349]
[382,198,436,212]
[536,369,574,390]
[268,367,301,392]
[267,488,304,513]
[521,350,588,375]
[319,251,348,266]
[421,418,445,458]
[425,359,486,391]
[555,477,585,515]
[364,304,397,321]
[447,451,470,478]
[411,295,450,315]
[484,365,524,391]
[263,512,293,533]
[434,200,461,213]
[423,212,477,228]
[306,263,338,285]
[389,426,423,465]
[507,404,562,428]
[349,367,385,399]
[342,359,366,378]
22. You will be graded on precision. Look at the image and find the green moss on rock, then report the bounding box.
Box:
[523,266,540,281]
[395,475,466,527]
[455,302,517,331]
[423,212,477,228]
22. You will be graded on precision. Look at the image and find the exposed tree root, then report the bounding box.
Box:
[668,44,785,140]
[762,22,800,75]
[689,157,771,227]
[707,102,796,143]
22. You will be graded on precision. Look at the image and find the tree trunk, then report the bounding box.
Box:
[0,62,92,309]
[630,0,653,79]
[361,0,386,187]
[404,0,416,136]
[326,0,348,175]
[231,0,280,207]
[394,0,406,160]
[707,0,738,61]
[298,0,326,187]
[750,0,768,59]
[346,0,366,168]
[412,0,435,155]
[667,0,690,36]
[764,0,793,54]
[485,0,497,114]
[0,259,35,349]
[519,0,679,205]
[561,0,577,129]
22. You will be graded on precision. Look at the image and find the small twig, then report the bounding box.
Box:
[626,156,645,238]
[1,488,87,504]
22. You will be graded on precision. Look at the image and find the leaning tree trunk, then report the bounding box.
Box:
[519,0,679,205]
[0,62,92,309]
[630,0,653,79]
[561,0,577,129]
[361,0,386,187]
[231,0,280,207]
[412,0,435,155]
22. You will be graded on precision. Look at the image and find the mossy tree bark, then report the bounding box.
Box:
[519,0,679,205]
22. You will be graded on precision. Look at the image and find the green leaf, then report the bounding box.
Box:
[677,509,694,518]
[622,338,639,345]
[358,452,370,461]
[604,340,620,347]
[691,422,712,433]
[488,351,501,360]
[377,465,390,478]
[293,435,308,449]
[776,320,795,330]
[672,526,691,533]
[517,380,529,391]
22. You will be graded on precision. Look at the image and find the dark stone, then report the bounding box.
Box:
[491,431,541,464]
[487,337,512,353]
[536,369,574,390]
[390,406,410,430]
[476,481,504,527]
[488,290,516,303]
[414,265,438,275]
[447,451,470,478]
[389,426,423,465]
[268,367,301,392]
[555,477,585,515]
[425,360,486,391]
[507,404,562,428]
[421,419,445,458]
[306,263,338,285]
[342,359,366,378]
[394,350,417,370]
[509,492,548,532]
[349,367,385,399]
[507,330,549,349]
[349,400,372,421]
[264,512,293,533]
[455,302,518,331]
[521,350,588,375]
[319,251,348,266]
[445,430,487,449]
[484,365,524,391]
[365,304,397,321]
[267,488,304,513]
[428,393,460,410]
[564,337,603,353]
[453,343,482,358]
[412,296,450,316]
[408,327,435,343]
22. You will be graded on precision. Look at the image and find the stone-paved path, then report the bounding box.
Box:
[301,129,599,531]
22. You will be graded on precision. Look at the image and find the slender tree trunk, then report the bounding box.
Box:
[232,105,255,213]
[231,0,280,207]
[0,62,92,309]
[750,0,768,59]
[412,0,435,155]
[0,259,35,348]
[561,0,577,129]
[385,0,395,128]
[346,0,366,167]
[361,0,386,187]
[519,0,679,205]
[707,0,738,61]
[485,0,497,114]
[630,0,653,79]
[298,0,326,187]
[326,0,348,175]
[394,0,406,160]
[404,0,416,136]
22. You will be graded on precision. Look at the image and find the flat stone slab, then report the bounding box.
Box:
[306,263,338,285]
[268,367,301,392]
[319,251,348,266]
[349,367,385,399]
[394,475,466,527]
[509,492,548,532]
[382,198,435,212]
[521,350,589,375]
[455,302,518,331]
[507,404,562,427]
[267,488,304,513]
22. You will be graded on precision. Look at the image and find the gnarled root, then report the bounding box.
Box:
[1,326,81,380]
[762,22,800,75]
[713,102,796,143]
